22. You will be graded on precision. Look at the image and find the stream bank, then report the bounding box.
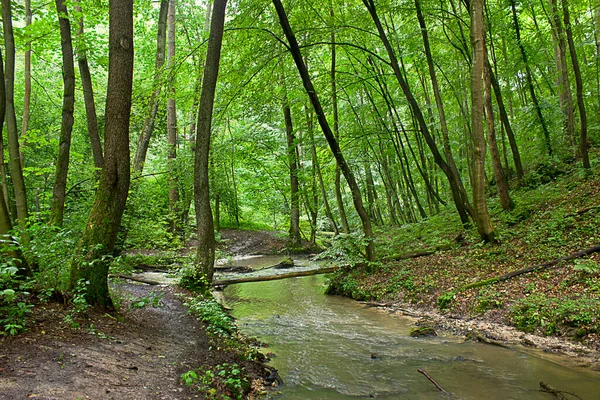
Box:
[0,281,271,399]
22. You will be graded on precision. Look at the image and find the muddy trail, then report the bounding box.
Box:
[0,283,267,400]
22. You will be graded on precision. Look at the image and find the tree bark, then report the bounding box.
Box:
[273,0,375,261]
[362,0,473,227]
[70,0,134,308]
[484,53,513,210]
[415,0,468,214]
[0,48,13,239]
[548,0,575,144]
[0,50,9,215]
[470,0,495,242]
[20,0,32,169]
[74,0,103,171]
[132,0,168,174]
[167,0,180,233]
[50,0,76,227]
[283,92,300,247]
[309,108,339,235]
[330,8,350,234]
[2,0,29,233]
[509,0,552,155]
[194,0,227,283]
[486,59,524,185]
[562,0,589,169]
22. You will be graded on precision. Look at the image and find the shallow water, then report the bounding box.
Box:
[221,257,600,399]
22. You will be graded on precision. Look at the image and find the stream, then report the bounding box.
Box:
[219,256,600,399]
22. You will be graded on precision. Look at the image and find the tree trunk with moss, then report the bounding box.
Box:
[50,0,76,227]
[2,0,29,233]
[70,0,133,308]
[470,0,495,242]
[194,0,227,284]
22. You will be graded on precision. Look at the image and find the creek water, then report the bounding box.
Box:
[219,256,600,399]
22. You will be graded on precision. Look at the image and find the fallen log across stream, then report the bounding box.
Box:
[212,266,340,286]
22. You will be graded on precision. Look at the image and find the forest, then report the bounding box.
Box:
[0,0,599,398]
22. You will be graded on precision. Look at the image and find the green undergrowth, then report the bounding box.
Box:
[180,291,265,399]
[327,162,600,345]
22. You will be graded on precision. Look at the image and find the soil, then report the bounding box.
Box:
[217,228,320,256]
[0,275,270,399]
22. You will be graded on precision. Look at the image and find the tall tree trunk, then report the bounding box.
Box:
[470,0,495,242]
[283,93,300,247]
[484,54,513,210]
[20,0,32,169]
[562,0,589,169]
[167,0,180,233]
[548,0,575,144]
[415,0,468,213]
[509,0,552,155]
[0,50,8,213]
[2,0,29,233]
[273,0,375,261]
[70,0,134,308]
[75,0,103,171]
[362,0,473,227]
[486,59,524,185]
[50,0,76,227]
[330,8,350,234]
[309,107,339,235]
[194,0,227,283]
[132,0,168,174]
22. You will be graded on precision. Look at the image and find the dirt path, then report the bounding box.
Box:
[0,284,266,399]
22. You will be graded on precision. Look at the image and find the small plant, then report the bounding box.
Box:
[181,363,250,400]
[185,297,236,336]
[129,291,164,309]
[64,279,91,328]
[572,259,599,275]
[437,290,457,310]
[0,259,32,335]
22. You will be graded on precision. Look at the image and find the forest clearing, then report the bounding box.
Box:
[1,0,600,398]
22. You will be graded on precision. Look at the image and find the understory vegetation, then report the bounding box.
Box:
[327,161,600,348]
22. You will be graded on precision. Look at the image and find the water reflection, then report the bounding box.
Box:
[222,260,599,399]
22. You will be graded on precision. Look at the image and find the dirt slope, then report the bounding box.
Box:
[0,284,266,399]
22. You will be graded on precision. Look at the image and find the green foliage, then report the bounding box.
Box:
[185,297,237,337]
[179,267,212,294]
[474,288,504,313]
[0,259,32,336]
[128,290,164,310]
[572,259,599,275]
[22,223,76,294]
[326,268,374,300]
[124,176,181,250]
[437,291,457,310]
[509,294,600,338]
[63,279,91,328]
[181,363,250,400]
[316,232,368,266]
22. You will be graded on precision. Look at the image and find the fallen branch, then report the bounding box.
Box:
[539,381,582,400]
[564,204,600,219]
[212,266,340,286]
[115,274,163,285]
[417,369,455,398]
[460,244,600,292]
